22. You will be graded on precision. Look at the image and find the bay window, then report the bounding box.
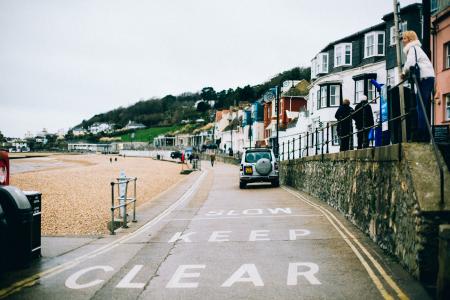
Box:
[320,86,327,108]
[334,43,352,67]
[365,31,385,58]
[317,83,342,109]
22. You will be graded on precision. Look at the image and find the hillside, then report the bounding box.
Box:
[118,125,182,143]
[78,66,310,130]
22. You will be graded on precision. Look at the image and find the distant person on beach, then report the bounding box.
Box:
[181,152,185,164]
[210,153,216,167]
[110,157,112,163]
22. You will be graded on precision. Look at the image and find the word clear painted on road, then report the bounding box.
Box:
[168,229,311,243]
[204,207,292,217]
[65,263,321,290]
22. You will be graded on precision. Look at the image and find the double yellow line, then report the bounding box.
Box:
[283,187,409,300]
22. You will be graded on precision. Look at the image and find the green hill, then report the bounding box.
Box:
[118,125,182,142]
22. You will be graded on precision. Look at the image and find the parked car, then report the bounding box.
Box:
[170,151,182,159]
[239,148,279,189]
[0,150,9,186]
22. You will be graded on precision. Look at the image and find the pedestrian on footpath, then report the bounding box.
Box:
[353,95,374,149]
[401,30,435,142]
[335,99,354,152]
[210,153,216,167]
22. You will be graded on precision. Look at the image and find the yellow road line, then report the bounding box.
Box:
[284,187,409,300]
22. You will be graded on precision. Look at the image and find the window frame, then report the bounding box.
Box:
[364,31,385,58]
[317,84,342,110]
[334,43,352,67]
[390,22,407,46]
[446,94,450,120]
[320,86,327,108]
[355,80,365,104]
[329,85,340,106]
[445,42,450,70]
[331,124,340,146]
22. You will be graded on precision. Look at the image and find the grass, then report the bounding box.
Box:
[119,125,182,142]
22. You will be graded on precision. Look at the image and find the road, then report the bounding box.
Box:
[0,162,430,299]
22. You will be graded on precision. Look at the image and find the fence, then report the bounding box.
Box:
[110,177,137,234]
[278,74,445,206]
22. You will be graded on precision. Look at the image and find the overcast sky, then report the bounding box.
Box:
[0,0,419,138]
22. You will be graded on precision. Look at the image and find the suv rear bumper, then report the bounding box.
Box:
[240,175,279,183]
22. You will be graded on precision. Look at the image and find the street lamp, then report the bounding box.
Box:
[228,112,233,156]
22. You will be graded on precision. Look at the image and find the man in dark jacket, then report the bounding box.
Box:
[335,99,354,151]
[353,95,374,149]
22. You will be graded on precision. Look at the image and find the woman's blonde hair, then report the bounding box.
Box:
[403,30,418,42]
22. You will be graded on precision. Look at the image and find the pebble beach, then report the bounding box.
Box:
[9,154,185,236]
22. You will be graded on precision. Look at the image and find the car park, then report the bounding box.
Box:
[239,148,279,189]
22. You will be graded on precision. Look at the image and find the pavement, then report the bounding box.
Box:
[0,162,431,299]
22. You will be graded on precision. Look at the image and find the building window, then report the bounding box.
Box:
[311,59,317,79]
[431,0,438,13]
[331,124,339,145]
[315,53,329,74]
[446,43,450,69]
[355,80,364,103]
[446,94,450,120]
[387,68,396,87]
[367,79,376,101]
[390,22,407,46]
[365,31,385,58]
[316,91,320,110]
[334,43,352,67]
[320,86,327,108]
[330,85,340,106]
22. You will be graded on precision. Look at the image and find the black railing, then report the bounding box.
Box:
[278,76,445,205]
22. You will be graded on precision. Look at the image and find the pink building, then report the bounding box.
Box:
[432,4,450,126]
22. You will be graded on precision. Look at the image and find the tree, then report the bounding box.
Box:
[0,130,5,143]
[196,101,210,113]
[201,87,217,100]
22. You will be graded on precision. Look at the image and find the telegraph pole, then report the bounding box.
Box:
[276,86,280,159]
[393,0,407,142]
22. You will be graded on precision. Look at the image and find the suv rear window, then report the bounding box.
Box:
[245,151,272,163]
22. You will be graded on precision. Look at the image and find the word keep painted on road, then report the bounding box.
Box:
[65,263,321,290]
[168,229,311,243]
[204,207,292,217]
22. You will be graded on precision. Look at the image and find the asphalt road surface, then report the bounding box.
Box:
[0,162,430,299]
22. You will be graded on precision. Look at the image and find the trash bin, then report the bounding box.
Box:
[0,203,8,271]
[24,191,42,259]
[157,154,161,160]
[0,186,33,269]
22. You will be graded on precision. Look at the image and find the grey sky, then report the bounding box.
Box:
[0,0,419,137]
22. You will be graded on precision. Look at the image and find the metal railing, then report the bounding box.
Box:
[278,75,445,205]
[110,177,137,234]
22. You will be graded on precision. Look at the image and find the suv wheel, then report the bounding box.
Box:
[239,181,246,189]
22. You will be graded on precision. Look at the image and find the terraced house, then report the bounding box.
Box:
[289,3,423,155]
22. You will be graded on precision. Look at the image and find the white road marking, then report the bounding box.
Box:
[289,229,311,240]
[208,231,232,242]
[116,265,146,289]
[221,264,264,287]
[65,266,114,290]
[166,265,205,288]
[287,263,321,285]
[249,230,270,241]
[168,232,195,243]
[170,214,322,221]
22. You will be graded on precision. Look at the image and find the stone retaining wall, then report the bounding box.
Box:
[280,143,450,287]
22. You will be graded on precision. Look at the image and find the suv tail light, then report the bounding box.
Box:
[0,150,9,186]
[274,162,278,170]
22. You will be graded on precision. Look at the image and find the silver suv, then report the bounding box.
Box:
[239,148,279,189]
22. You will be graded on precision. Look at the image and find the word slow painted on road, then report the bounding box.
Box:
[65,263,321,290]
[204,207,293,216]
[168,229,311,242]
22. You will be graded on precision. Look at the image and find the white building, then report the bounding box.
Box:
[89,123,114,134]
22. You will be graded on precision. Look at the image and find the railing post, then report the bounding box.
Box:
[299,135,302,158]
[321,127,324,156]
[133,178,137,222]
[123,180,129,228]
[110,182,115,235]
[315,128,318,155]
[287,140,290,161]
[306,132,309,156]
[282,142,285,161]
[326,123,330,154]
[292,138,295,159]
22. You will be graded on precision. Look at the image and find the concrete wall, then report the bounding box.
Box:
[280,143,450,286]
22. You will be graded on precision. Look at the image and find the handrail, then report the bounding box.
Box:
[110,177,138,235]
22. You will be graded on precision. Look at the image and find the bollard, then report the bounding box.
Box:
[118,171,127,218]
[437,224,450,300]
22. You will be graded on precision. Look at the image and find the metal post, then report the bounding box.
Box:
[132,178,137,222]
[326,123,330,154]
[110,182,115,235]
[292,138,295,159]
[123,180,128,228]
[299,135,302,158]
[282,142,285,161]
[306,132,309,156]
[393,0,407,142]
[321,128,324,155]
[276,86,280,159]
[315,128,318,155]
[287,140,290,161]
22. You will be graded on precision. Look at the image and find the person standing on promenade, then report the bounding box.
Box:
[210,153,216,167]
[353,95,374,149]
[335,99,354,151]
[401,30,435,142]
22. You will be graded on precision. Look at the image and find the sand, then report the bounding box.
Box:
[9,154,185,236]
